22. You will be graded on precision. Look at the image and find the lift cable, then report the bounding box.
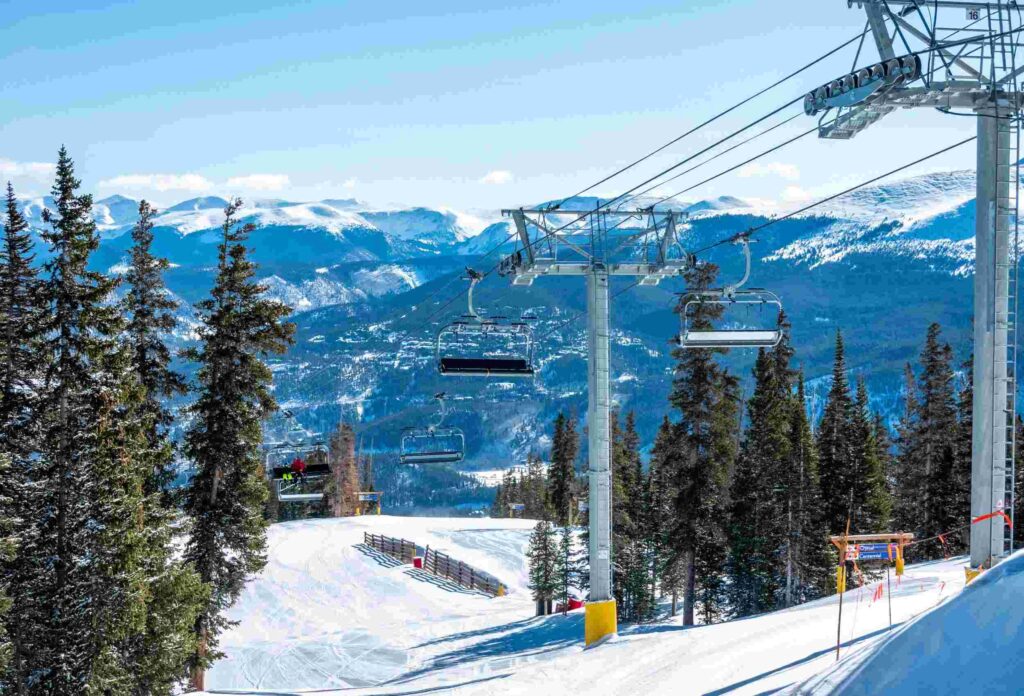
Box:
[400,28,1013,341]
[611,112,803,210]
[644,122,818,209]
[546,29,870,211]
[692,133,977,255]
[531,134,978,343]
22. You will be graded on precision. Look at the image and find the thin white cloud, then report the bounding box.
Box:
[737,161,800,181]
[480,170,513,185]
[0,159,56,180]
[226,173,290,191]
[99,173,214,192]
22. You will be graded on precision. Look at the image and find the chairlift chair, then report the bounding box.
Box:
[399,392,466,465]
[267,441,330,503]
[437,268,536,377]
[679,237,784,349]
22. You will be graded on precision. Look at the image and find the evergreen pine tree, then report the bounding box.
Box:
[182,199,295,689]
[893,363,920,534]
[547,412,579,526]
[0,182,41,692]
[782,374,831,604]
[16,147,151,692]
[0,454,16,674]
[922,331,960,551]
[0,182,42,451]
[526,520,558,615]
[853,378,892,530]
[646,417,680,613]
[123,200,187,497]
[553,524,580,615]
[817,331,855,535]
[119,199,206,694]
[728,322,792,617]
[668,263,735,625]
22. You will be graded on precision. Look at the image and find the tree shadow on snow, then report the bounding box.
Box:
[701,623,904,696]
[391,614,584,684]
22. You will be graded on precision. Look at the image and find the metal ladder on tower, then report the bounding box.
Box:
[993,9,1021,557]
[995,111,1020,559]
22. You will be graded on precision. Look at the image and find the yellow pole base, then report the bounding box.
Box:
[584,599,617,647]
[965,567,982,585]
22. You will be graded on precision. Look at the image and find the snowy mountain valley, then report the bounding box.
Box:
[19,170,982,511]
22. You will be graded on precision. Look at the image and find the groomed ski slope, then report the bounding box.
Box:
[194,516,975,695]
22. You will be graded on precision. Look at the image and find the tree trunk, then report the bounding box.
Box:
[683,550,696,626]
[191,633,207,692]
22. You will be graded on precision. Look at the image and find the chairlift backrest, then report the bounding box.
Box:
[679,290,783,349]
[678,237,784,350]
[399,393,467,464]
[436,269,536,377]
[265,441,330,503]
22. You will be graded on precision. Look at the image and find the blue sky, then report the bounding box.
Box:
[0,0,978,212]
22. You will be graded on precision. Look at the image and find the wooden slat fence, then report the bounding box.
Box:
[423,546,505,596]
[363,532,418,563]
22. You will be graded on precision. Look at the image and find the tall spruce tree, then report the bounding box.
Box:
[123,200,187,496]
[893,362,920,534]
[0,182,41,451]
[898,324,960,558]
[182,199,295,689]
[647,417,683,615]
[783,374,831,604]
[669,263,736,625]
[853,378,891,531]
[120,199,205,695]
[17,147,151,693]
[547,412,579,526]
[817,331,855,535]
[728,319,793,617]
[612,412,652,622]
[0,182,40,691]
[526,520,558,615]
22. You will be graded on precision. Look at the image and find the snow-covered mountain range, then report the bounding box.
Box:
[16,169,986,507]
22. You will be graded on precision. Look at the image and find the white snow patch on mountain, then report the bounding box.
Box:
[352,264,421,295]
[260,275,358,312]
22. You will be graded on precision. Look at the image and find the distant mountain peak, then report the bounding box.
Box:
[164,196,231,213]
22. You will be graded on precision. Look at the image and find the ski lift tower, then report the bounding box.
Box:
[500,206,691,645]
[805,1,1024,568]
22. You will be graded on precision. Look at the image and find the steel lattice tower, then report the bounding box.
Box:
[805,0,1024,567]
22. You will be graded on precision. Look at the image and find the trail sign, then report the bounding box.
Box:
[845,543,898,561]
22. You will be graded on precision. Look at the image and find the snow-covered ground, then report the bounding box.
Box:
[194,516,987,695]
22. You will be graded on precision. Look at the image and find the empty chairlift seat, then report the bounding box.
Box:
[437,321,535,377]
[399,393,466,465]
[435,268,536,378]
[400,428,465,464]
[678,237,785,350]
[679,290,783,349]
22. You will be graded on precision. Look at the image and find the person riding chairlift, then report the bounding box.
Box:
[290,455,307,480]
